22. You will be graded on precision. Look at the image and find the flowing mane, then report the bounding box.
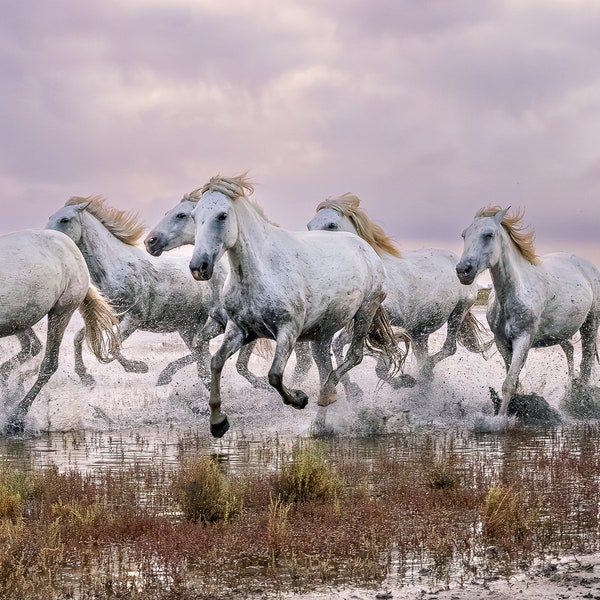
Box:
[66,195,146,246]
[476,206,539,265]
[200,173,278,225]
[181,188,202,203]
[316,193,401,258]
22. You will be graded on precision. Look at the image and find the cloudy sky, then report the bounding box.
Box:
[2,0,600,264]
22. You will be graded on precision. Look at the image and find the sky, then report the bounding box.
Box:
[1,0,600,266]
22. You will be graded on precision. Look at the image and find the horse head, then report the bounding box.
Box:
[456,207,509,285]
[189,189,238,281]
[144,199,197,256]
[307,206,352,232]
[46,202,89,245]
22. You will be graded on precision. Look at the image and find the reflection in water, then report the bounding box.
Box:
[0,422,590,479]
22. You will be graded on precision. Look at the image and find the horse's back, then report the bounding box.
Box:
[497,252,600,346]
[380,247,476,331]
[539,253,599,306]
[0,230,89,335]
[293,230,386,288]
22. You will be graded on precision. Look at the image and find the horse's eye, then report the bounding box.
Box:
[217,212,228,222]
[327,223,337,230]
[484,232,494,240]
[176,212,187,219]
[60,217,70,224]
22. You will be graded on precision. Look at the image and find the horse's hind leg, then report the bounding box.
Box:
[268,326,308,410]
[0,328,42,382]
[291,340,313,382]
[320,304,376,405]
[577,313,599,384]
[7,311,72,433]
[74,326,96,387]
[113,318,149,374]
[329,329,364,398]
[235,342,271,389]
[423,303,468,377]
[156,326,212,388]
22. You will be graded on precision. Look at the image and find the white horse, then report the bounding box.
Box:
[46,196,225,388]
[0,229,119,432]
[307,193,491,384]
[144,190,314,386]
[456,206,600,416]
[188,174,405,438]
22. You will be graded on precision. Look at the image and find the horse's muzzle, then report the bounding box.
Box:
[456,261,476,285]
[189,258,214,281]
[144,233,164,256]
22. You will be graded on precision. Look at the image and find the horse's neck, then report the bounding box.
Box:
[227,202,275,284]
[489,235,538,305]
[78,215,141,286]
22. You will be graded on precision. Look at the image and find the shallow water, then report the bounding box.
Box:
[0,305,598,469]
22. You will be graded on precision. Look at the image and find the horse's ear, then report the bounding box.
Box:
[75,201,92,212]
[494,206,510,223]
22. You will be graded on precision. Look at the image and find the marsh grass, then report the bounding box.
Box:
[1,424,600,598]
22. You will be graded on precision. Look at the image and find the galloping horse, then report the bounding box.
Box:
[188,174,405,438]
[307,193,491,384]
[144,190,314,387]
[0,229,119,432]
[456,206,600,416]
[46,197,225,388]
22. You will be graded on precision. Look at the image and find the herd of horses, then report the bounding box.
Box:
[1,173,599,436]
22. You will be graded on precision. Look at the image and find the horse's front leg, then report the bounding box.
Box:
[499,335,531,416]
[209,324,247,438]
[268,327,308,409]
[559,340,575,379]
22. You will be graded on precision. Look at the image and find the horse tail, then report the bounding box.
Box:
[457,310,494,356]
[254,338,275,360]
[79,285,121,362]
[365,306,411,377]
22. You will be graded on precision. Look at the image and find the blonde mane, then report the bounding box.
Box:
[66,195,146,246]
[200,173,278,225]
[476,205,539,265]
[181,188,202,203]
[316,193,401,258]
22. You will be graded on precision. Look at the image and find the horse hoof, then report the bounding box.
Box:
[210,417,230,438]
[284,390,309,409]
[317,390,338,407]
[5,416,25,436]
